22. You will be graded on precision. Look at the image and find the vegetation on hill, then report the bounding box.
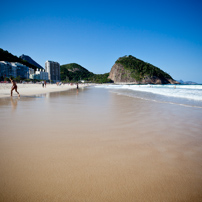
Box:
[116,55,173,81]
[90,73,112,83]
[0,48,39,71]
[60,63,112,83]
[1,48,174,84]
[0,48,112,83]
[61,63,94,81]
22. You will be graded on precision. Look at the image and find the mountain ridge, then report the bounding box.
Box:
[1,48,179,84]
[177,80,198,85]
[20,54,43,70]
[0,48,40,71]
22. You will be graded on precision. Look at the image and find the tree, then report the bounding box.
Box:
[15,76,21,82]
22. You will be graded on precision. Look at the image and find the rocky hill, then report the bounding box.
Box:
[20,54,43,69]
[108,55,179,84]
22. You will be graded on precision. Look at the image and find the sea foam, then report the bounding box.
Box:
[96,84,202,101]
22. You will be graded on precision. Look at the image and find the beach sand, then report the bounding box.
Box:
[0,87,202,201]
[0,83,88,98]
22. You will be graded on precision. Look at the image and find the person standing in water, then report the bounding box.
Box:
[9,78,20,97]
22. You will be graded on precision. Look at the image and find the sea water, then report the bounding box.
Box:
[95,84,202,108]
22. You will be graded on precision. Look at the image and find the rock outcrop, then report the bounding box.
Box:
[108,56,179,84]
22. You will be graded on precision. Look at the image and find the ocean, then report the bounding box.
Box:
[95,84,202,108]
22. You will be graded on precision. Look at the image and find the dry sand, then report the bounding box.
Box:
[0,83,89,98]
[0,87,202,201]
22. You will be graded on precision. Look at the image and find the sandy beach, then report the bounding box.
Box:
[0,86,202,201]
[0,83,89,98]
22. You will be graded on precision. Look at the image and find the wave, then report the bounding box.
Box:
[95,84,202,101]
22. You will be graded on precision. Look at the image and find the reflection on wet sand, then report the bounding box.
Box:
[45,88,85,98]
[10,97,20,111]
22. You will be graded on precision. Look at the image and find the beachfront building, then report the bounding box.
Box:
[12,62,29,79]
[0,61,30,79]
[45,60,60,83]
[0,61,13,78]
[29,68,35,79]
[33,74,40,80]
[35,68,49,80]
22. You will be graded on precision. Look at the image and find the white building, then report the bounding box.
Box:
[10,62,18,78]
[45,60,60,82]
[35,69,48,80]
[29,68,35,79]
[11,62,29,79]
[0,61,30,79]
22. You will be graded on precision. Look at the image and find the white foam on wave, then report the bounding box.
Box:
[112,91,202,109]
[95,84,202,101]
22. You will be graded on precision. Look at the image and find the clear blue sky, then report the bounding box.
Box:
[1,0,202,83]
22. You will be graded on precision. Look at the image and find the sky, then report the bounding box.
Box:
[0,0,202,83]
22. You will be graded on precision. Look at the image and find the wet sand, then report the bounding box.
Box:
[0,87,202,201]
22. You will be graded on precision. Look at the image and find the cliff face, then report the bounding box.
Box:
[108,63,137,83]
[108,56,179,84]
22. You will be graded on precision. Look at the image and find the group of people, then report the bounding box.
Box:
[9,78,80,97]
[9,78,48,97]
[42,80,47,88]
[56,82,63,86]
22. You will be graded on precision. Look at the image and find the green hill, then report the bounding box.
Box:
[0,48,41,71]
[60,63,112,83]
[108,55,178,84]
[116,55,173,81]
[1,48,177,84]
[60,63,93,81]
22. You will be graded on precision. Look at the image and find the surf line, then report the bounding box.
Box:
[110,91,202,109]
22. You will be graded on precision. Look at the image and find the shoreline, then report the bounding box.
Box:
[0,83,91,98]
[0,86,202,201]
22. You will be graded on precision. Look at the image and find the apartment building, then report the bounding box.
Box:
[45,60,60,82]
[0,61,30,79]
[12,62,29,79]
[35,69,48,80]
[0,61,13,78]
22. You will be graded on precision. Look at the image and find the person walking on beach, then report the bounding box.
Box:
[42,81,44,88]
[44,80,47,88]
[9,78,20,97]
